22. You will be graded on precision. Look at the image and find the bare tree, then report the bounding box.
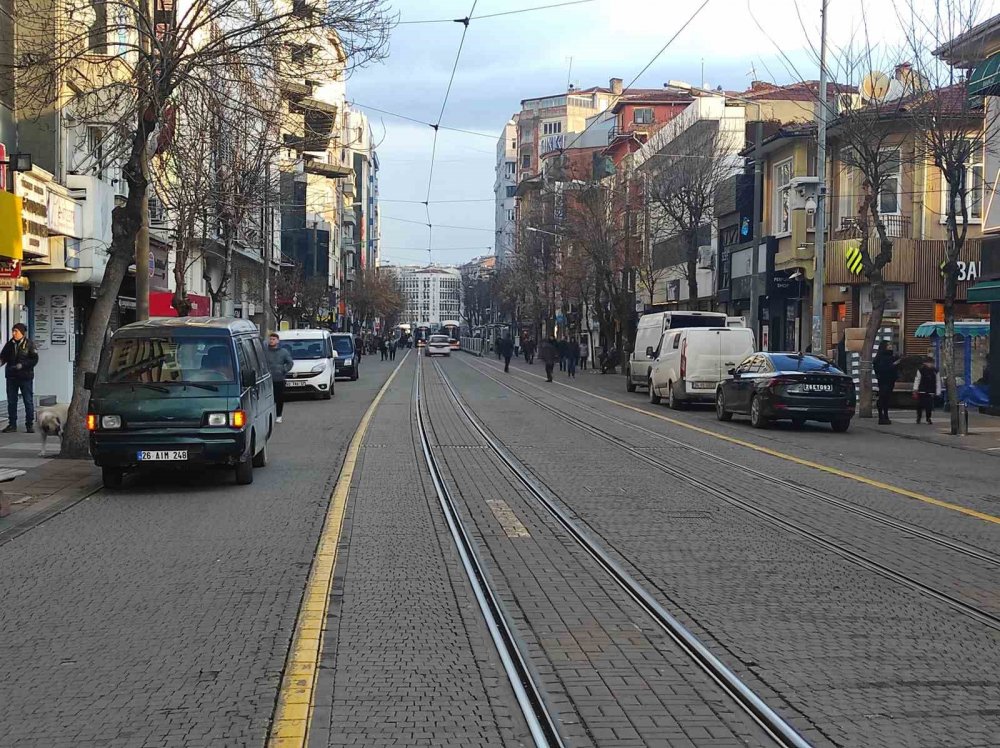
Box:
[899,0,996,433]
[11,0,392,456]
[645,126,739,306]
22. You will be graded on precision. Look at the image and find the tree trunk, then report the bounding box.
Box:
[61,118,153,457]
[686,232,699,307]
[858,273,886,419]
[943,296,958,433]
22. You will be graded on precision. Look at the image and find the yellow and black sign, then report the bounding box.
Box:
[845,243,864,275]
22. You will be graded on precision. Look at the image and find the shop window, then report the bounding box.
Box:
[772,158,793,234]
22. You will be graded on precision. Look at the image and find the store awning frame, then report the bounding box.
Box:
[968,278,1000,303]
[968,53,1000,96]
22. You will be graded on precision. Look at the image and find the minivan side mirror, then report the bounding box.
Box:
[645,346,655,358]
[241,368,256,388]
[83,371,96,390]
[728,368,738,377]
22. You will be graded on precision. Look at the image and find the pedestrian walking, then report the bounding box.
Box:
[389,339,397,361]
[873,341,899,425]
[0,323,38,433]
[578,337,589,370]
[566,336,578,378]
[912,356,942,425]
[523,338,535,364]
[539,337,558,382]
[498,335,514,373]
[557,339,567,371]
[265,332,294,424]
[379,337,388,361]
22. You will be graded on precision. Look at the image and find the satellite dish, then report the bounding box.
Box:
[884,78,906,101]
[860,71,890,101]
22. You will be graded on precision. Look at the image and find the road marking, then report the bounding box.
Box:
[268,352,409,747]
[467,357,1000,528]
[486,498,531,538]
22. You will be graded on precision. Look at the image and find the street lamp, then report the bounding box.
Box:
[525,226,561,238]
[0,152,33,192]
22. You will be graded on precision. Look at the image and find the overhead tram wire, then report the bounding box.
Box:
[424,0,480,265]
[382,215,494,232]
[346,102,497,140]
[561,0,714,153]
[397,0,598,24]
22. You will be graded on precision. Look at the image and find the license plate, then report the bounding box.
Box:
[802,383,833,392]
[690,381,716,389]
[137,450,187,461]
[286,380,306,387]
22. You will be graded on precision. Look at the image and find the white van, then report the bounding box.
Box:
[278,329,336,400]
[626,311,728,392]
[648,327,755,408]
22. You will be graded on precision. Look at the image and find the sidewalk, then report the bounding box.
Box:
[0,427,101,545]
[851,406,1000,454]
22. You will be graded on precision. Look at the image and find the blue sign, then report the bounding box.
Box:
[740,217,751,238]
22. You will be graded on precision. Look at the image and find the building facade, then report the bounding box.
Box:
[391,265,462,327]
[494,117,518,264]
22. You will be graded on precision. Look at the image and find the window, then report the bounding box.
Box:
[99,337,235,384]
[506,209,515,222]
[542,121,562,135]
[633,107,654,124]
[879,149,901,214]
[941,150,984,222]
[772,159,793,234]
[522,154,531,169]
[511,140,516,150]
[87,126,106,180]
[505,186,516,198]
[505,161,516,177]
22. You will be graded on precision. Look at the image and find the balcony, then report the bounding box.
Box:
[304,159,352,179]
[832,214,912,240]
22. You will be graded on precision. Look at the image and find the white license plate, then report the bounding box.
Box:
[802,384,833,392]
[690,381,716,389]
[286,380,306,387]
[137,450,187,461]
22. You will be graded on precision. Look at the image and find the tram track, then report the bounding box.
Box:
[421,358,812,748]
[461,356,1000,633]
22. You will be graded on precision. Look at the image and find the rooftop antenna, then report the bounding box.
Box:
[748,62,757,81]
[701,58,705,88]
[566,56,574,91]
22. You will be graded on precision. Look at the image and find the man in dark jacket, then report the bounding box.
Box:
[523,338,535,364]
[913,356,942,425]
[1,323,39,433]
[498,335,514,373]
[873,341,899,425]
[538,338,558,382]
[265,333,294,424]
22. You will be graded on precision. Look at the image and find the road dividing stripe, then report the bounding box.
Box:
[469,357,1000,528]
[268,352,409,747]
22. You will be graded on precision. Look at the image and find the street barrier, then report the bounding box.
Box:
[460,336,485,357]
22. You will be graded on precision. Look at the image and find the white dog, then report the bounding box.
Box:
[37,403,69,457]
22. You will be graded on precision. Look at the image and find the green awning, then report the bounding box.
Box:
[968,278,1000,302]
[968,53,1000,96]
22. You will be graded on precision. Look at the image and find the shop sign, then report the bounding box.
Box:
[151,244,169,289]
[15,173,49,259]
[47,191,82,238]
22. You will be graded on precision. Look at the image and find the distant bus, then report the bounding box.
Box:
[414,324,431,347]
[441,320,461,350]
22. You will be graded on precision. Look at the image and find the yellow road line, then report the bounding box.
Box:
[268,352,409,747]
[469,356,1000,527]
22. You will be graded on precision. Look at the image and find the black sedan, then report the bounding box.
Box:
[715,352,856,432]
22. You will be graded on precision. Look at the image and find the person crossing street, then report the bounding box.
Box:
[265,332,294,424]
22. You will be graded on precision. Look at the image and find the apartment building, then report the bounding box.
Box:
[390,265,462,327]
[494,117,518,264]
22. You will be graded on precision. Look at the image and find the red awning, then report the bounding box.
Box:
[149,291,212,317]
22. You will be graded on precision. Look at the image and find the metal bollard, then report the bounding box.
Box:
[960,402,969,435]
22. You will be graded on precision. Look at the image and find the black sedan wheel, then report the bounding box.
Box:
[716,390,732,421]
[749,396,769,429]
[831,418,851,433]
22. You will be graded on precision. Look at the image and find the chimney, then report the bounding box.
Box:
[750,80,776,92]
[610,77,623,95]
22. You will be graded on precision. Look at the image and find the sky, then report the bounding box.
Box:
[347,0,996,268]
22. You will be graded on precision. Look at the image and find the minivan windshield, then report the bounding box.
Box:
[99,336,236,384]
[330,336,355,355]
[283,339,330,360]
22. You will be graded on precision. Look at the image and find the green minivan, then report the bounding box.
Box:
[85,318,275,489]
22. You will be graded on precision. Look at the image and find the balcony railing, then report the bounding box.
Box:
[832,214,912,240]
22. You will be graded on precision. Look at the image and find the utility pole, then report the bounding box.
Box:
[749,118,764,348]
[810,0,829,355]
[135,0,154,321]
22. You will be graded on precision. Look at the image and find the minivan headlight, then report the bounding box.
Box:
[206,411,247,428]
[341,357,352,365]
[101,415,122,430]
[311,362,327,374]
[206,413,228,427]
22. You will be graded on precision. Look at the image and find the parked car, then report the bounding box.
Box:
[278,329,335,400]
[425,334,452,357]
[626,310,729,392]
[715,352,856,432]
[330,333,359,380]
[648,328,755,408]
[85,317,274,488]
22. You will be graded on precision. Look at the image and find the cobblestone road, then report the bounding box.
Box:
[0,357,396,747]
[446,353,1000,748]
